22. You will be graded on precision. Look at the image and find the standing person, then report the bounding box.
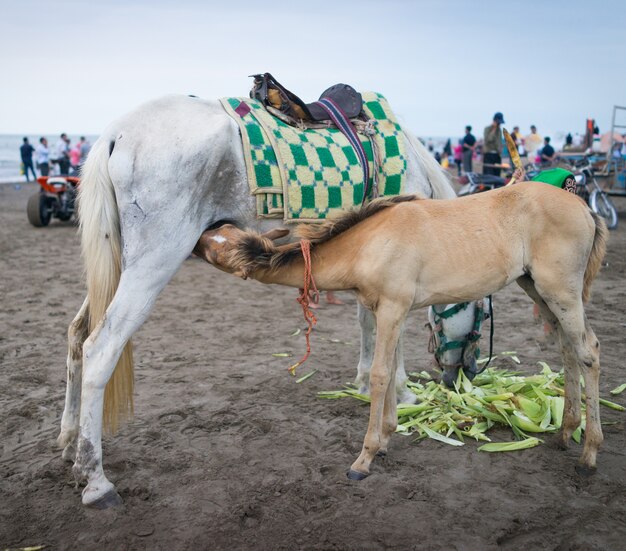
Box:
[54,133,71,174]
[483,112,505,176]
[79,136,91,164]
[524,125,542,164]
[540,137,556,166]
[36,137,50,176]
[20,137,37,182]
[453,139,463,176]
[510,126,525,156]
[70,141,82,173]
[462,125,476,173]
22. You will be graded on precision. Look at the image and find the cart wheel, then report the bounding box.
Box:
[589,189,618,230]
[27,193,52,227]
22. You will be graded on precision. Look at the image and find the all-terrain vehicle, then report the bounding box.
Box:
[27,175,80,227]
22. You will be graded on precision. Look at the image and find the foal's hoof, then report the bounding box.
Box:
[85,489,123,510]
[376,450,387,459]
[347,469,369,481]
[575,463,597,477]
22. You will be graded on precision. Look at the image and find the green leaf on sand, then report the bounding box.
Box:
[478,437,541,452]
[610,383,626,395]
[296,370,317,383]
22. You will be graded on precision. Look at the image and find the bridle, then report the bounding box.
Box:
[427,297,494,376]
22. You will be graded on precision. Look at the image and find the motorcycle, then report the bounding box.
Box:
[27,175,80,227]
[565,158,618,230]
[457,172,509,196]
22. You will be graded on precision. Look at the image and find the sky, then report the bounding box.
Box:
[1,0,625,139]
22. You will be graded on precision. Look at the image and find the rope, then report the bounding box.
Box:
[288,240,319,375]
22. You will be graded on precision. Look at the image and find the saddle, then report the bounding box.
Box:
[250,73,363,123]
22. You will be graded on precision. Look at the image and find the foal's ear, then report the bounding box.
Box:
[261,228,290,241]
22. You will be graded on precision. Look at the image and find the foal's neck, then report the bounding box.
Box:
[253,240,355,291]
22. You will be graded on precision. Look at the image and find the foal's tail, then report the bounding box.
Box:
[583,212,608,303]
[79,137,133,433]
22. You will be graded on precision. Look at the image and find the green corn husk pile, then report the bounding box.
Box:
[318,357,624,452]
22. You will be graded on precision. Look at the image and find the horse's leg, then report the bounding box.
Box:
[576,318,602,473]
[394,325,415,404]
[349,299,408,479]
[74,242,196,508]
[516,276,581,445]
[355,302,375,394]
[523,275,603,470]
[355,304,414,403]
[550,307,602,471]
[57,296,89,462]
[378,347,400,457]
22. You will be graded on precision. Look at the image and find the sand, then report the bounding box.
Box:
[1,182,625,550]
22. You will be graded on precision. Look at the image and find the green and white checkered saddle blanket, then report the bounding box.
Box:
[220,92,408,222]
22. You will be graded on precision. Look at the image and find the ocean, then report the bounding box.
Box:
[0,134,98,181]
[0,131,568,182]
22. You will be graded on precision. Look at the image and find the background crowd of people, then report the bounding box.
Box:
[19,134,91,181]
[428,113,625,178]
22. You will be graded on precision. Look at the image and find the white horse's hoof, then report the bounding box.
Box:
[397,386,417,405]
[82,479,122,509]
[57,429,78,462]
[57,428,77,449]
[61,443,76,463]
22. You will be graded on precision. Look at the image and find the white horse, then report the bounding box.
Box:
[427,298,492,387]
[58,94,459,508]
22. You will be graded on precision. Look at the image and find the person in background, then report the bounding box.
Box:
[510,126,524,157]
[462,125,476,173]
[79,136,91,164]
[524,125,543,164]
[540,137,556,166]
[564,133,573,148]
[36,137,50,176]
[453,139,463,176]
[54,133,71,174]
[483,112,505,176]
[20,137,37,182]
[69,141,82,173]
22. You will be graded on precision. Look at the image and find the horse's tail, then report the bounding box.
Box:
[583,211,608,303]
[405,131,456,200]
[79,137,133,433]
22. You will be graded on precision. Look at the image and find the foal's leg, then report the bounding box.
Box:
[516,276,581,444]
[355,303,414,403]
[394,326,416,404]
[552,308,602,470]
[576,319,603,472]
[58,296,89,461]
[378,348,400,457]
[527,276,603,470]
[355,302,375,395]
[349,299,409,479]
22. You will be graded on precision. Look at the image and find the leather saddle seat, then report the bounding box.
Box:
[250,73,363,123]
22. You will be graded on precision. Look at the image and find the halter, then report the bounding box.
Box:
[428,298,494,374]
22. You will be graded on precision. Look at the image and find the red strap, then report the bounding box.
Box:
[288,240,318,375]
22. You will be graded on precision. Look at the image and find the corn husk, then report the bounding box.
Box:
[611,383,626,395]
[318,356,624,452]
[478,438,541,453]
[296,370,317,383]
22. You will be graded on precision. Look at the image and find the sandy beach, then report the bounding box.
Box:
[1,182,625,550]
